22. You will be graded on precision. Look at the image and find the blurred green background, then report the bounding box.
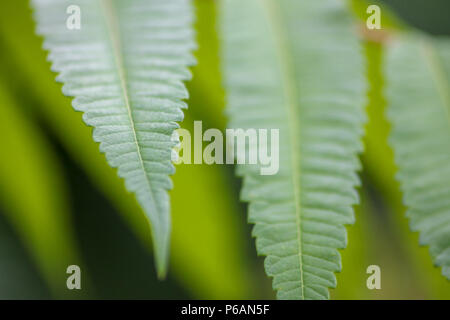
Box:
[0,0,448,299]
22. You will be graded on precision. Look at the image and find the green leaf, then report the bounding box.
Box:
[348,2,450,298]
[386,34,450,280]
[32,0,196,277]
[220,0,365,299]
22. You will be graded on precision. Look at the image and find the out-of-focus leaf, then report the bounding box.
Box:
[354,9,450,295]
[220,0,366,299]
[385,34,450,282]
[0,81,81,297]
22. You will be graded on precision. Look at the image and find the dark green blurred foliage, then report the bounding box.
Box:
[378,0,450,35]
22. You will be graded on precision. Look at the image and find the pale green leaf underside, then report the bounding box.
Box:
[220,0,365,299]
[32,0,195,276]
[386,34,450,280]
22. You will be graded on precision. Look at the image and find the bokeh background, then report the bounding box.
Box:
[0,0,449,299]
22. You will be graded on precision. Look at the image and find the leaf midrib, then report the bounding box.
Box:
[100,0,161,243]
[262,0,305,298]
